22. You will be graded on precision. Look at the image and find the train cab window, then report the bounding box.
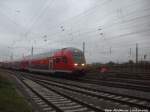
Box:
[62,57,67,64]
[73,52,82,61]
[73,50,85,63]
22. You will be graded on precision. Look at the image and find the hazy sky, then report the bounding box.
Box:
[0,0,150,63]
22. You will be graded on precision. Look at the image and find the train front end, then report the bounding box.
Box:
[71,48,86,75]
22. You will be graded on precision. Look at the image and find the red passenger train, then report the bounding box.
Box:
[3,47,86,76]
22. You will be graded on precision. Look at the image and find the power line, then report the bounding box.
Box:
[24,0,55,37]
[24,12,150,42]
[21,11,150,44]
[2,0,149,46]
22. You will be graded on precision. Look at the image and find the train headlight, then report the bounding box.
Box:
[74,63,78,66]
[81,63,85,66]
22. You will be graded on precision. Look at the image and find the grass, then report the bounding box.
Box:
[0,75,32,112]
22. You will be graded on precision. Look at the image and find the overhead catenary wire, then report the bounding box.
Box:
[24,0,55,37]
[9,0,150,46]
[16,7,150,45]
[0,0,146,44]
[2,0,150,62]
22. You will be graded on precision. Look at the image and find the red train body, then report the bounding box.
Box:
[2,47,86,76]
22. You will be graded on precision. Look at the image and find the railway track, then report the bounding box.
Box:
[84,76,150,86]
[86,72,150,81]
[13,74,58,112]
[14,71,150,111]
[78,78,150,92]
[14,73,98,112]
[101,77,150,86]
[76,72,150,92]
[110,72,150,80]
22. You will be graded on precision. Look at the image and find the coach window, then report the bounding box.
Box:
[53,59,56,64]
[62,57,67,64]
[56,58,60,63]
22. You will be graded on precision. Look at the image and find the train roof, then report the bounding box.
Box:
[24,49,59,60]
[31,47,82,58]
[26,47,82,60]
[6,47,83,62]
[62,47,82,52]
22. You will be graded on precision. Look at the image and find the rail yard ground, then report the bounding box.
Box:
[0,70,32,112]
[0,68,150,112]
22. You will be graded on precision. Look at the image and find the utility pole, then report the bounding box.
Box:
[144,54,147,60]
[129,48,132,61]
[31,46,33,56]
[10,53,13,61]
[136,43,138,64]
[83,42,85,56]
[110,47,112,56]
[22,53,25,59]
[130,48,131,57]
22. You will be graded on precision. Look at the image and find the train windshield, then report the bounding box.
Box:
[73,50,85,63]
